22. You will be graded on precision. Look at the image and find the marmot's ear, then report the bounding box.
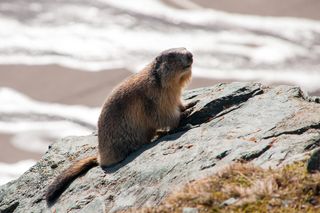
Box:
[161,62,170,73]
[151,60,162,86]
[160,63,171,88]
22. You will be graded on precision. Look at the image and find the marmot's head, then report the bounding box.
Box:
[153,47,193,88]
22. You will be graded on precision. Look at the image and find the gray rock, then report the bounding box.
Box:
[307,148,320,173]
[182,207,199,213]
[1,82,320,212]
[220,197,238,206]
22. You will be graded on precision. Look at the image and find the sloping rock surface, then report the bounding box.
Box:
[1,82,320,213]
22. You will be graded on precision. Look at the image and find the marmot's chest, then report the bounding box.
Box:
[158,94,181,118]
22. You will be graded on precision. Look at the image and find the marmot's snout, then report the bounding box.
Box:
[175,47,193,69]
[183,51,193,69]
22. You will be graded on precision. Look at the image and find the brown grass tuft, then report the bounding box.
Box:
[128,160,320,213]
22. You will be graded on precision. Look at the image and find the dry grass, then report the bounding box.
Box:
[128,161,320,213]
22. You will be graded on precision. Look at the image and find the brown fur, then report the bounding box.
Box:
[45,47,193,203]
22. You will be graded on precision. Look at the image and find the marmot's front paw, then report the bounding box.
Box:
[180,106,195,120]
[185,100,199,110]
[155,130,169,138]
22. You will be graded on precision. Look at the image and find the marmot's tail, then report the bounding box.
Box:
[46,156,98,203]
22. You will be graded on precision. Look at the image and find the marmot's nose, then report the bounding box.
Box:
[186,52,193,63]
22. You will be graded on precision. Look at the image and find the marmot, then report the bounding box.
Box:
[46,47,195,203]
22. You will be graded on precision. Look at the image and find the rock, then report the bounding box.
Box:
[220,197,238,206]
[182,207,199,213]
[307,148,320,173]
[1,82,320,212]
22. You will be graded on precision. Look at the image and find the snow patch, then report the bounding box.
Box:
[0,160,36,185]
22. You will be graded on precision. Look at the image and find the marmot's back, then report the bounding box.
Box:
[97,70,158,165]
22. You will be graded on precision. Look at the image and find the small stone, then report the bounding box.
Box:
[220,197,238,206]
[281,199,292,208]
[307,148,320,173]
[182,207,198,213]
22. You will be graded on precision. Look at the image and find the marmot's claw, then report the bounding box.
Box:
[185,100,199,109]
[181,107,194,120]
[155,130,169,138]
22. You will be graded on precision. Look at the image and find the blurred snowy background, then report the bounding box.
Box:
[0,0,319,184]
